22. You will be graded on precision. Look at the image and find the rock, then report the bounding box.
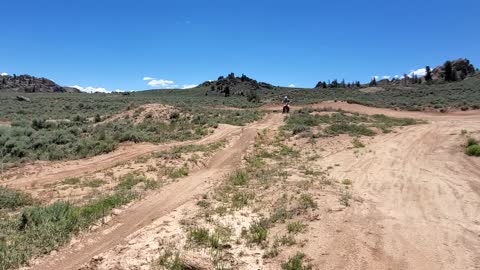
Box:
[16,95,31,102]
[1,74,81,93]
[181,251,212,270]
[111,209,122,216]
[431,58,476,81]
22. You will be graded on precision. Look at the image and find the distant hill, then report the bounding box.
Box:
[0,74,80,93]
[314,58,477,89]
[198,73,273,97]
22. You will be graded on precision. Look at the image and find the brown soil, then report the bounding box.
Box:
[103,104,183,124]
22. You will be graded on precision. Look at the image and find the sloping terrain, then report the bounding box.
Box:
[1,101,479,269]
[0,74,79,93]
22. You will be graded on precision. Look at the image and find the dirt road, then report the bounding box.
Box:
[28,113,283,270]
[317,105,480,269]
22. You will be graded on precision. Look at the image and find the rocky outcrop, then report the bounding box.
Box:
[0,74,80,93]
[431,58,476,81]
[199,73,273,96]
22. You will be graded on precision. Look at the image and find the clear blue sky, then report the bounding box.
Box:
[1,0,479,91]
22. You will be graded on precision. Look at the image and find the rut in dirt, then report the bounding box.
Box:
[29,113,283,270]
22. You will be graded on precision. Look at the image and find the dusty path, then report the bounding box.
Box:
[317,106,480,269]
[0,123,244,189]
[262,101,480,120]
[29,113,283,270]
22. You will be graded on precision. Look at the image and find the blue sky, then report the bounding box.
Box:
[1,0,479,92]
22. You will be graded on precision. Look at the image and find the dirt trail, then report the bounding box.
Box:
[316,106,480,269]
[0,123,244,189]
[262,101,480,120]
[29,113,283,270]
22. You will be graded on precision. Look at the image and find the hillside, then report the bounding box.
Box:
[198,73,273,99]
[0,74,80,93]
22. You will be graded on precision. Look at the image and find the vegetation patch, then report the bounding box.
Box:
[62,177,81,185]
[281,252,312,270]
[0,189,137,269]
[282,109,420,137]
[228,170,249,186]
[166,164,189,179]
[287,221,306,234]
[0,187,33,210]
[465,137,480,156]
[351,138,365,148]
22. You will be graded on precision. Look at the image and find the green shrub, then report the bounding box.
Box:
[153,249,187,270]
[248,221,268,244]
[325,123,375,136]
[231,191,253,209]
[281,252,312,270]
[116,174,145,190]
[0,187,33,210]
[166,165,189,179]
[0,190,137,269]
[62,177,81,185]
[188,227,210,245]
[299,194,317,209]
[188,227,221,249]
[351,138,365,148]
[269,207,292,223]
[466,144,480,156]
[467,137,478,147]
[287,221,306,234]
[229,170,249,186]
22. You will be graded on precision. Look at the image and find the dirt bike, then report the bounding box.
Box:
[282,104,290,113]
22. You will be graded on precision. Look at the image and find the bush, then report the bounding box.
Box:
[287,221,306,234]
[0,189,137,269]
[351,138,365,148]
[467,137,478,147]
[281,252,312,270]
[229,170,249,186]
[248,221,268,244]
[231,191,253,209]
[325,123,375,136]
[0,187,33,210]
[299,194,317,209]
[466,144,480,156]
[166,165,189,179]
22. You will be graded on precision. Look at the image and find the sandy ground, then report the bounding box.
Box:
[7,102,480,269]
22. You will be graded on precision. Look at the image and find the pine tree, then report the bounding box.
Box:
[444,61,453,81]
[425,66,432,82]
[369,77,377,86]
[224,86,230,97]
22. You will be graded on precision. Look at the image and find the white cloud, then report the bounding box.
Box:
[71,85,125,93]
[182,84,198,89]
[143,76,177,88]
[1,72,8,76]
[373,76,379,80]
[288,84,295,87]
[408,68,426,78]
[147,79,177,88]
[382,75,390,80]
